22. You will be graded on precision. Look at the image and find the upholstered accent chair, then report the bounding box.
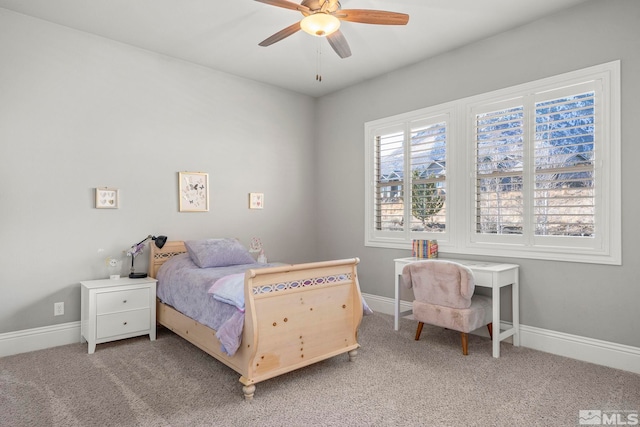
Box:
[401,260,493,355]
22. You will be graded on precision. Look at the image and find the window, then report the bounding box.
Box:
[365,61,620,264]
[533,88,596,238]
[471,85,598,239]
[473,101,525,236]
[366,109,452,248]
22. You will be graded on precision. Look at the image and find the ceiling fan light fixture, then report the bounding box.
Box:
[300,13,340,37]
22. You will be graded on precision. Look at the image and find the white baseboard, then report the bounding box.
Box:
[517,324,640,375]
[2,299,639,376]
[0,321,81,358]
[363,293,640,375]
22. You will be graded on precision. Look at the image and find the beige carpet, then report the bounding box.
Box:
[1,313,638,426]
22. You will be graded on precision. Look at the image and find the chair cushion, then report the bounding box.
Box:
[413,294,492,333]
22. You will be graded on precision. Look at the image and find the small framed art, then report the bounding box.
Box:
[95,188,119,209]
[249,192,264,209]
[179,172,209,212]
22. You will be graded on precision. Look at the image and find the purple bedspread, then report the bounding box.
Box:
[156,253,277,356]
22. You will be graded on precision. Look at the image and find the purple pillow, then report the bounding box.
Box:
[185,238,255,268]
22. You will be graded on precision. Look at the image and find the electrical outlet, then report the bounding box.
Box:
[54,302,64,316]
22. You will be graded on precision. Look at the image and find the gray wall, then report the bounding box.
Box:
[314,0,640,347]
[2,1,639,350]
[0,9,318,333]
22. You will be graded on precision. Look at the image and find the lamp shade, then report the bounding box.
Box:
[154,235,167,249]
[300,13,340,37]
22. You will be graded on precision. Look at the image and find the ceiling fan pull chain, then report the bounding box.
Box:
[316,40,322,82]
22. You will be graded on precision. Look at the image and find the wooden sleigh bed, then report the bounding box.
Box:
[148,241,364,400]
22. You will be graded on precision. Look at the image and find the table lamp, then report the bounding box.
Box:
[127,235,167,278]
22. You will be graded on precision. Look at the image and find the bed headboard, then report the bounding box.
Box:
[148,240,187,278]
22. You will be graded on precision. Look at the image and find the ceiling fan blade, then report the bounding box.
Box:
[254,0,310,13]
[326,30,351,59]
[259,21,302,47]
[333,9,409,25]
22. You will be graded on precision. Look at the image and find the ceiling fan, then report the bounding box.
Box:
[255,0,409,59]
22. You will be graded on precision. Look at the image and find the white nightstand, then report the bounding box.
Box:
[80,277,157,354]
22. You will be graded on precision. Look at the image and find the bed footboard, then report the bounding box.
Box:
[240,258,363,393]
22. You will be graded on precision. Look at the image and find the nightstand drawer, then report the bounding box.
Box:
[96,309,150,339]
[97,288,150,314]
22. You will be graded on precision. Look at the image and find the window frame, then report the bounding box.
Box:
[365,105,455,250]
[364,61,621,265]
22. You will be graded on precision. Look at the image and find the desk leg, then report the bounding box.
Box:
[492,284,501,358]
[394,273,400,331]
[512,280,520,347]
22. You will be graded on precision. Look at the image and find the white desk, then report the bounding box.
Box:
[394,257,520,358]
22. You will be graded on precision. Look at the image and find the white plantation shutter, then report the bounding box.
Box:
[472,83,599,241]
[409,117,447,233]
[473,100,525,235]
[366,110,451,246]
[373,127,405,233]
[533,84,597,237]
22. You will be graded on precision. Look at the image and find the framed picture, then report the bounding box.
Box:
[95,188,119,209]
[249,192,264,209]
[179,172,209,212]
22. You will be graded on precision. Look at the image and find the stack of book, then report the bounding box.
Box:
[412,240,438,258]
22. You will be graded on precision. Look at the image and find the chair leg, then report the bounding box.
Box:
[487,323,493,339]
[415,322,424,341]
[460,332,469,355]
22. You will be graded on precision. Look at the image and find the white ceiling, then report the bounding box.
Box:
[0,0,591,97]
